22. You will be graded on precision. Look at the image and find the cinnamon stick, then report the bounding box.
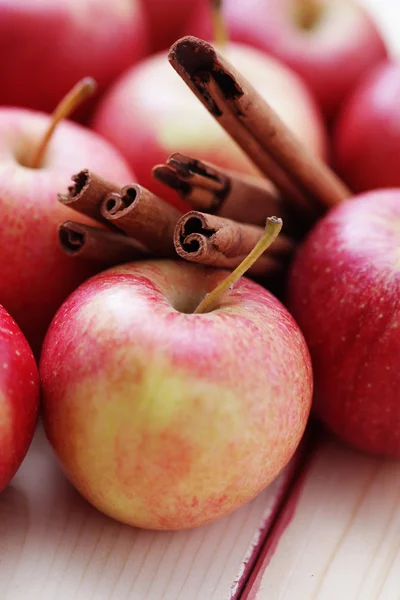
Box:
[153,152,296,231]
[168,37,351,213]
[59,221,149,266]
[58,169,121,225]
[101,184,182,256]
[174,211,293,277]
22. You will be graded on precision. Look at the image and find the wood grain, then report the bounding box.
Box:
[0,426,296,600]
[242,438,400,600]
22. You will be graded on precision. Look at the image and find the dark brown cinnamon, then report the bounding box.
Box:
[58,169,121,225]
[59,221,149,266]
[174,211,293,276]
[153,153,295,231]
[168,37,351,214]
[101,184,182,256]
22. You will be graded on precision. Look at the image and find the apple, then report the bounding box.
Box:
[40,259,312,530]
[0,0,148,116]
[91,42,327,211]
[184,0,387,119]
[142,0,204,52]
[0,304,39,493]
[287,189,400,458]
[0,107,135,356]
[333,62,400,193]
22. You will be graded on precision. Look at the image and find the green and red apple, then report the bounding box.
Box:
[41,260,312,530]
[0,107,134,355]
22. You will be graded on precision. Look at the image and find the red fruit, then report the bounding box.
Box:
[0,0,148,115]
[287,189,400,457]
[142,0,203,52]
[334,62,400,192]
[0,305,39,493]
[0,107,135,356]
[41,260,312,530]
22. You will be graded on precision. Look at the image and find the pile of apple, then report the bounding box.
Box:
[1,0,400,531]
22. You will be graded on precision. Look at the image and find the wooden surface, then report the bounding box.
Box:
[1,2,399,599]
[0,426,296,600]
[242,438,400,600]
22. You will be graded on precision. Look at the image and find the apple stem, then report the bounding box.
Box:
[293,0,321,30]
[211,0,229,46]
[194,216,283,314]
[30,77,97,169]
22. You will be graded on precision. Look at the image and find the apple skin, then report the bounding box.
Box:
[185,0,387,119]
[287,189,400,458]
[92,43,327,211]
[40,260,312,530]
[142,0,203,52]
[0,0,148,115]
[0,305,39,493]
[333,62,400,193]
[0,107,135,357]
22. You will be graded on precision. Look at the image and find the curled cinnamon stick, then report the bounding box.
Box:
[59,221,149,266]
[101,184,182,257]
[153,152,293,230]
[174,211,293,277]
[168,37,351,214]
[58,169,120,225]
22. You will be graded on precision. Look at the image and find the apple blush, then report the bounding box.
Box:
[185,0,388,119]
[0,83,135,356]
[142,0,204,52]
[41,243,313,529]
[288,189,400,458]
[0,305,39,493]
[333,62,400,193]
[0,0,148,115]
[92,41,327,211]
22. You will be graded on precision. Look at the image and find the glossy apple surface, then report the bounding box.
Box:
[92,43,327,210]
[287,189,400,457]
[142,0,203,52]
[0,305,39,493]
[185,0,387,119]
[0,107,135,356]
[0,0,148,115]
[41,260,312,530]
[333,62,400,193]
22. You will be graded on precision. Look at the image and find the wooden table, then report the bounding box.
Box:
[1,1,400,598]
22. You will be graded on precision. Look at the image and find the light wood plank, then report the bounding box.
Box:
[0,425,296,600]
[242,438,400,600]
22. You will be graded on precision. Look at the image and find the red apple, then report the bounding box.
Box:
[0,0,148,115]
[287,189,400,457]
[0,305,39,493]
[333,62,400,193]
[0,107,134,356]
[185,0,387,119]
[92,43,327,210]
[40,259,312,530]
[142,0,204,52]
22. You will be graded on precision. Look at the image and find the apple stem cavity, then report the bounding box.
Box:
[30,77,97,169]
[211,0,229,46]
[293,0,322,31]
[194,216,283,314]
